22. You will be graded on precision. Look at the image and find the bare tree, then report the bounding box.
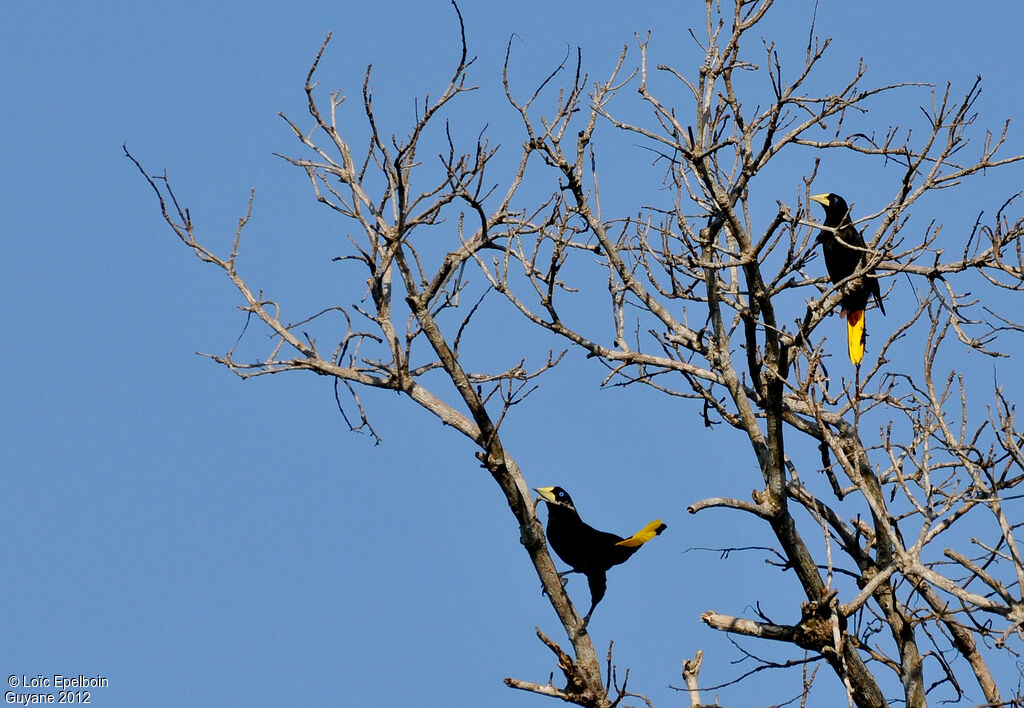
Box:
[128,1,1024,706]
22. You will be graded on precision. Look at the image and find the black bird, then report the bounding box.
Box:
[534,486,666,625]
[810,192,885,365]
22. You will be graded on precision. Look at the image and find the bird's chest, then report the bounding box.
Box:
[546,516,590,568]
[821,237,861,282]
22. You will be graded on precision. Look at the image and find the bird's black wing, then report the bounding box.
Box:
[868,275,885,314]
[575,523,633,571]
[845,226,886,314]
[838,223,869,250]
[834,224,886,314]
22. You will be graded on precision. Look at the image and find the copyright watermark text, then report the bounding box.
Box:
[6,675,109,704]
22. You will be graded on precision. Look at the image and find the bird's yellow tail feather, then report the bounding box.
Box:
[615,519,667,547]
[846,309,865,365]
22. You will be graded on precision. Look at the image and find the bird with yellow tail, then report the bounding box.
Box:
[534,486,666,625]
[810,192,886,365]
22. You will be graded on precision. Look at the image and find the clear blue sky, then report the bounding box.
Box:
[4,2,1024,706]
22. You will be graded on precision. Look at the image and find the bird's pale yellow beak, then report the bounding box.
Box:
[534,487,557,502]
[810,193,830,206]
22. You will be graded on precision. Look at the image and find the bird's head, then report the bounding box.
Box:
[810,192,850,226]
[534,486,576,511]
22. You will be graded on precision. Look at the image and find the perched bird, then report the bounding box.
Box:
[810,192,886,365]
[534,486,666,625]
